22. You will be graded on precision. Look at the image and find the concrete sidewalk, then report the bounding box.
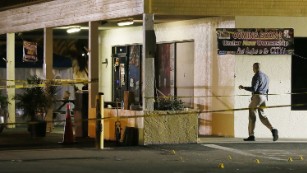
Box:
[2,126,307,150]
[198,136,307,144]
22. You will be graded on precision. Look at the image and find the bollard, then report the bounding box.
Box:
[95,92,104,149]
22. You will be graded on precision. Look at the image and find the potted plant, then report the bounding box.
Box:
[14,75,58,137]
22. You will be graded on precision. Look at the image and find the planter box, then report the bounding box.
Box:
[103,109,198,145]
[143,110,198,145]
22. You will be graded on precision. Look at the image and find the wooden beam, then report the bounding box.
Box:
[43,27,54,132]
[88,21,99,109]
[0,0,143,34]
[147,0,307,17]
[43,27,53,80]
[88,21,99,138]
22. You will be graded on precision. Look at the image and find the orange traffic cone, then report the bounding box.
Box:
[59,103,74,144]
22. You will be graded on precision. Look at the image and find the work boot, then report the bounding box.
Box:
[243,136,255,141]
[272,129,279,141]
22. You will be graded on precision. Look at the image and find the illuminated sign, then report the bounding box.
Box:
[216,28,294,55]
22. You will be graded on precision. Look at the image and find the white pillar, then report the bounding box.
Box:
[44,27,54,132]
[142,13,156,110]
[6,33,15,128]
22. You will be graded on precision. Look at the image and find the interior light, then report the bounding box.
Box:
[82,53,89,57]
[67,26,81,33]
[117,20,134,26]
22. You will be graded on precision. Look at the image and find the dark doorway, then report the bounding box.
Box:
[292,37,307,110]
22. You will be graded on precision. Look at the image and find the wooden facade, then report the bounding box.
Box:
[146,0,307,17]
[1,0,307,34]
[0,0,50,11]
[0,0,143,34]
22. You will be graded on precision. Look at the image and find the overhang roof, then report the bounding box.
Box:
[1,0,307,35]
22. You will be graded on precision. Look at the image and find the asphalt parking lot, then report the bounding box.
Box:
[1,127,307,173]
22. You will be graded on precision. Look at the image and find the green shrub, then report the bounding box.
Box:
[14,75,58,121]
[155,96,184,111]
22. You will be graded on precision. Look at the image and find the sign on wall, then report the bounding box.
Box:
[23,41,38,62]
[216,28,294,55]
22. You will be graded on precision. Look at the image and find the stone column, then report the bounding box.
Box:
[142,13,156,111]
[6,33,15,128]
[44,27,54,132]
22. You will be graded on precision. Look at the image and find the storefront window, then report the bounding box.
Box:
[155,41,195,108]
[112,45,142,106]
[111,42,195,109]
[155,43,175,97]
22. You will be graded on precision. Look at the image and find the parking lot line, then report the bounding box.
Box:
[202,144,287,161]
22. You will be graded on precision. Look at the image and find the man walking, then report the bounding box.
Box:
[239,62,278,141]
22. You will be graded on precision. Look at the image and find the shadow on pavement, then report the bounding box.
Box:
[0,126,114,150]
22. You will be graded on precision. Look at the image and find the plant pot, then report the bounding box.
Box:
[28,121,47,137]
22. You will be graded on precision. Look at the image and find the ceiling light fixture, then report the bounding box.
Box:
[117,20,134,26]
[67,26,81,33]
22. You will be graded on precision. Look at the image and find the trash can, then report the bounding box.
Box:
[74,91,88,137]
[123,127,138,146]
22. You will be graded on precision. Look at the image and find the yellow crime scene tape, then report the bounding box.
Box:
[1,102,306,127]
[0,78,95,90]
[0,78,306,126]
